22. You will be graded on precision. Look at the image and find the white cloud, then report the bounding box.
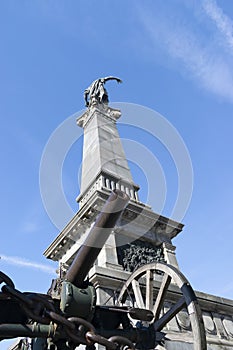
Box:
[137,4,233,103]
[202,0,233,52]
[21,221,39,233]
[0,254,56,275]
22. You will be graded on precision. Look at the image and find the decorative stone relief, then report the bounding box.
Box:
[222,316,233,338]
[108,108,121,120]
[202,311,216,335]
[212,313,228,339]
[123,210,138,221]
[176,309,191,331]
[117,239,165,272]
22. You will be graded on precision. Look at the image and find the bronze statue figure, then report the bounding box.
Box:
[84,76,122,107]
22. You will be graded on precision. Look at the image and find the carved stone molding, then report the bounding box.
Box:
[223,316,233,338]
[213,313,228,339]
[176,309,191,331]
[202,311,216,335]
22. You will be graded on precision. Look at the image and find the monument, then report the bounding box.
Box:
[44,77,182,298]
[43,78,232,349]
[1,78,232,350]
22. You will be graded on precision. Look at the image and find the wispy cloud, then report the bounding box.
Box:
[0,254,56,275]
[137,2,233,103]
[202,0,233,52]
[20,221,39,233]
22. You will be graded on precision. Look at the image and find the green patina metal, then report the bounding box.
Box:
[60,281,96,321]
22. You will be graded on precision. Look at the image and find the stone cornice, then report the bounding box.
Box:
[44,190,183,262]
[77,104,121,129]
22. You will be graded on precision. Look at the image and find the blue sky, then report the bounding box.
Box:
[0,0,233,345]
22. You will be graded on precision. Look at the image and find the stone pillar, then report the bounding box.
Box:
[163,242,179,269]
[97,232,123,270]
[76,104,139,207]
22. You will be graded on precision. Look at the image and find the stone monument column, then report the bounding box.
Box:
[44,77,183,305]
[76,103,140,208]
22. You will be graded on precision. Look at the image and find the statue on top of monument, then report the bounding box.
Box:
[84,76,122,107]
